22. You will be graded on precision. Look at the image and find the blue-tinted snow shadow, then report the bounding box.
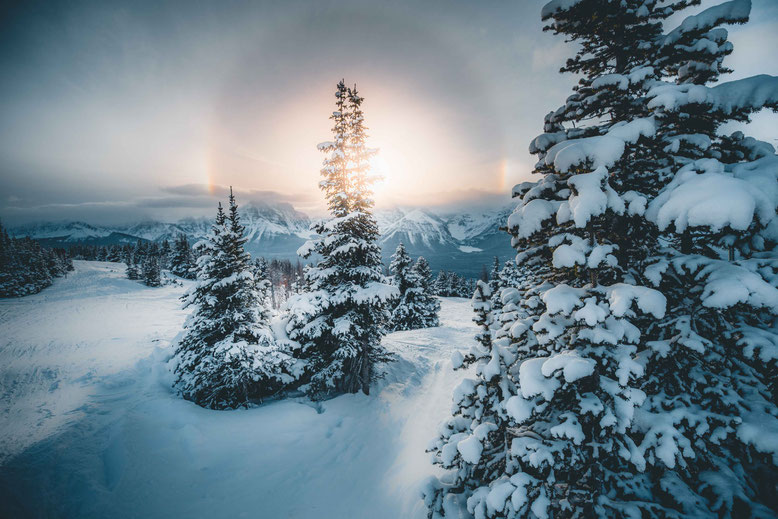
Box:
[0,354,429,519]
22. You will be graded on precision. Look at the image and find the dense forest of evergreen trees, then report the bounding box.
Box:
[0,222,73,297]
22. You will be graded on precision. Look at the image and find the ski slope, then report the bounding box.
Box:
[0,261,477,518]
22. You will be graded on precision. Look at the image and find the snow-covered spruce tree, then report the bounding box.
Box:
[173,189,293,409]
[426,278,529,516]
[428,1,700,517]
[389,242,440,330]
[414,256,441,328]
[498,259,523,291]
[487,256,504,316]
[125,255,140,280]
[169,234,195,279]
[432,270,450,296]
[487,257,501,295]
[631,1,778,515]
[142,255,161,287]
[285,81,397,398]
[414,256,433,290]
[252,257,273,310]
[389,241,419,329]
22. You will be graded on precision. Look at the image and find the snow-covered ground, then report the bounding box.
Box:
[0,260,476,518]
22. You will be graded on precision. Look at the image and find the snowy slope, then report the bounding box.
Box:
[0,261,189,464]
[0,261,477,518]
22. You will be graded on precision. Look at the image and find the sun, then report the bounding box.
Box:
[369,155,391,195]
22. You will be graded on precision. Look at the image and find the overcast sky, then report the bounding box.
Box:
[1,0,777,225]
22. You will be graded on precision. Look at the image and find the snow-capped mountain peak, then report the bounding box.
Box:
[377,208,450,248]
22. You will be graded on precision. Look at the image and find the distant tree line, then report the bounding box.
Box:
[431,270,478,297]
[66,239,188,287]
[4,219,486,299]
[63,236,310,296]
[0,221,73,297]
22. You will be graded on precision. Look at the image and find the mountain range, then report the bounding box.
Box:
[10,202,516,276]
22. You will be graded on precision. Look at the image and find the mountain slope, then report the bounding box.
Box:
[374,206,514,275]
[10,203,516,276]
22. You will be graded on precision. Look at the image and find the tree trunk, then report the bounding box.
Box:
[360,344,371,395]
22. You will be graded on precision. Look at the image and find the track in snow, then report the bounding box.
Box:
[0,261,476,518]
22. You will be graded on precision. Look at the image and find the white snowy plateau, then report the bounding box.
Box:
[0,260,477,518]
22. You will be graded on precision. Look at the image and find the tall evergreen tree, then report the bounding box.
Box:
[432,270,449,296]
[429,1,778,518]
[413,256,434,292]
[635,1,778,515]
[173,190,293,409]
[286,81,397,398]
[390,243,414,292]
[429,1,687,517]
[486,256,504,316]
[487,257,501,295]
[253,257,273,310]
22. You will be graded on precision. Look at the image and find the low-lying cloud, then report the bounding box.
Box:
[1,184,320,226]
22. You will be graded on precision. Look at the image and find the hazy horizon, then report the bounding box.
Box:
[7,185,517,228]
